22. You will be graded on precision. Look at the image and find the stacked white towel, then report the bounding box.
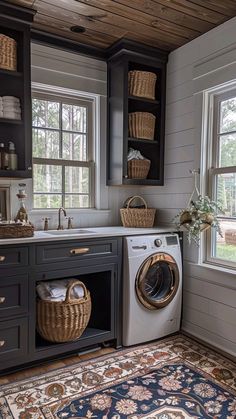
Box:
[0,96,21,120]
[36,279,85,302]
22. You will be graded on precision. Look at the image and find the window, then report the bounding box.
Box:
[206,89,236,269]
[32,92,94,209]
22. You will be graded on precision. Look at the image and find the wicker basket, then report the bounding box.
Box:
[120,195,156,228]
[128,70,157,99]
[0,34,17,71]
[129,112,156,140]
[37,280,91,343]
[0,223,34,239]
[128,158,150,179]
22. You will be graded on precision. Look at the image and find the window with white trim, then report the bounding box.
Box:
[206,89,236,269]
[32,92,94,209]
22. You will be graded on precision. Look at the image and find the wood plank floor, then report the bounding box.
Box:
[0,347,115,386]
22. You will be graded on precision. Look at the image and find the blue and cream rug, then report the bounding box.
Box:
[0,335,236,418]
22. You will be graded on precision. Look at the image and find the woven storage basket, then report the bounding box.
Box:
[120,195,156,228]
[37,280,92,343]
[0,34,17,71]
[0,223,34,239]
[128,70,157,99]
[129,112,156,140]
[128,158,150,179]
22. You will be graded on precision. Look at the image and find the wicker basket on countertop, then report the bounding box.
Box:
[128,70,157,99]
[0,223,34,239]
[37,280,92,343]
[129,112,156,140]
[120,195,156,228]
[0,34,17,71]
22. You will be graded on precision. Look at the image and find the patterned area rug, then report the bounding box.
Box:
[0,335,236,418]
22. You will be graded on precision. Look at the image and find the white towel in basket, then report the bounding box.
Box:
[36,279,85,302]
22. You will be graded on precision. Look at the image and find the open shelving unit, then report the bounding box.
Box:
[0,3,35,178]
[107,41,168,186]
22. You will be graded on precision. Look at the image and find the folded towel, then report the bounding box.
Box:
[37,279,85,302]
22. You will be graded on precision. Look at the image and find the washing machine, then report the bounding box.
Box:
[123,233,182,346]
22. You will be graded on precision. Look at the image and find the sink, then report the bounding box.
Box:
[44,229,96,235]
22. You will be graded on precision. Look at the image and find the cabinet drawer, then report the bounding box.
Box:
[0,318,28,365]
[36,239,118,265]
[0,275,28,318]
[0,247,28,269]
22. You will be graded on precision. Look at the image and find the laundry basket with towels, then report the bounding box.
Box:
[37,280,91,343]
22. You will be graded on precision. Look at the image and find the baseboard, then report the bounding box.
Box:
[181,328,236,363]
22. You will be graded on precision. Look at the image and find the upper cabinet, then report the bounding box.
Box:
[0,2,35,178]
[107,41,168,186]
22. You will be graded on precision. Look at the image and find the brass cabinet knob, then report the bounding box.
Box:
[0,297,5,304]
[0,340,5,347]
[0,256,5,262]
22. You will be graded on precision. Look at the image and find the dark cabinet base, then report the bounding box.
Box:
[0,238,122,374]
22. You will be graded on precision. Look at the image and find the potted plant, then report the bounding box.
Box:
[174,195,223,244]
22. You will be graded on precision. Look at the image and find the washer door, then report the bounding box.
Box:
[136,253,180,310]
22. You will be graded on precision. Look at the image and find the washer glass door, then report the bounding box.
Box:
[136,253,179,310]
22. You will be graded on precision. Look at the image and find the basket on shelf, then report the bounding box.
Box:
[120,195,156,228]
[128,158,150,179]
[0,223,34,239]
[0,34,17,71]
[37,280,92,343]
[129,112,156,140]
[128,70,157,99]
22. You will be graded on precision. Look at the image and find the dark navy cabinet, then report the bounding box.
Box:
[0,237,122,373]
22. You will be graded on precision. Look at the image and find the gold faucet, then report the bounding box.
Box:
[57,207,67,230]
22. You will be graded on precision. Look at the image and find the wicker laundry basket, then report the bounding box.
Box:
[37,280,92,343]
[0,34,17,71]
[128,158,150,179]
[128,70,157,99]
[129,112,156,140]
[120,195,156,228]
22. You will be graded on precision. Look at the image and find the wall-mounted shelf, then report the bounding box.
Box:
[107,44,168,186]
[0,69,23,77]
[0,118,23,125]
[128,95,160,105]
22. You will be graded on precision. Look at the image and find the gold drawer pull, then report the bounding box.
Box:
[0,340,5,347]
[0,256,5,262]
[0,297,5,304]
[70,247,90,255]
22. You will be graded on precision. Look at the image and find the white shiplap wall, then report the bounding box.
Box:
[144,17,236,357]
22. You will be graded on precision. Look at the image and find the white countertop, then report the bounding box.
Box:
[0,225,176,245]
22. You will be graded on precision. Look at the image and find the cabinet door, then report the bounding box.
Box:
[0,275,28,318]
[0,317,28,366]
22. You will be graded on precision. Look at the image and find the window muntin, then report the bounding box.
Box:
[207,91,236,269]
[32,93,94,209]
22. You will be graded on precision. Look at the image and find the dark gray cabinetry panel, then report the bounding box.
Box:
[0,274,28,318]
[0,237,122,373]
[0,317,28,368]
[36,239,118,265]
[0,247,28,270]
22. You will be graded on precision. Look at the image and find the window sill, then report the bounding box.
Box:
[30,208,111,215]
[200,261,236,276]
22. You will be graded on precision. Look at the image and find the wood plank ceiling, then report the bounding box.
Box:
[8,0,236,52]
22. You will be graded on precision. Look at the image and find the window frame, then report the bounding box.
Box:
[205,88,236,270]
[32,90,95,209]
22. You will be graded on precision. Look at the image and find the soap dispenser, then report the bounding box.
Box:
[8,141,18,170]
